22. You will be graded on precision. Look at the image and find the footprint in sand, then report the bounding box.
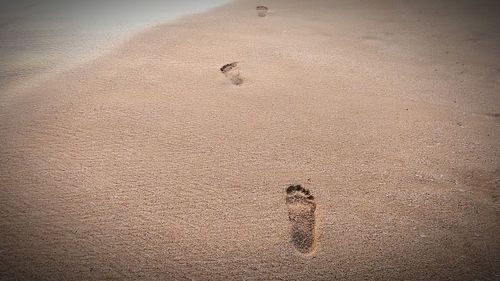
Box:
[220,62,243,86]
[286,185,317,254]
[256,6,269,17]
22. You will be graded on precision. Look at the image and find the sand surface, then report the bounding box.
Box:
[1,0,499,280]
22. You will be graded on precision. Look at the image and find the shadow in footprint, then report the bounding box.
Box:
[485,113,500,122]
[286,185,317,254]
[220,62,243,86]
[256,6,268,17]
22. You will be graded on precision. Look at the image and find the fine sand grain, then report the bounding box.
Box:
[1,0,499,280]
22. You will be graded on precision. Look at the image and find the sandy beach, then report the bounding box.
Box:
[1,0,499,280]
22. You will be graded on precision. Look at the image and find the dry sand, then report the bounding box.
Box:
[1,0,499,280]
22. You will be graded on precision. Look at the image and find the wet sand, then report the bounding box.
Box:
[1,0,499,280]
[0,0,229,90]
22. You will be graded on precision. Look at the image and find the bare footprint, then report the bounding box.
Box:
[256,6,268,17]
[286,185,317,254]
[220,62,243,86]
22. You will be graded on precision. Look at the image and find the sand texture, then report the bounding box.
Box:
[1,0,499,280]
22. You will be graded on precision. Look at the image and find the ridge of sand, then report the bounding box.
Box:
[1,0,499,280]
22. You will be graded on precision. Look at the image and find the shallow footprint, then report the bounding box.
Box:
[286,185,317,254]
[220,62,243,86]
[256,6,268,17]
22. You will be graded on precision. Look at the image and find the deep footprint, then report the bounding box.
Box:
[286,185,317,254]
[256,6,268,17]
[220,62,243,86]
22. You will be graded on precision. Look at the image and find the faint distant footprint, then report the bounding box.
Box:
[256,6,269,17]
[220,62,243,86]
[286,185,317,254]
